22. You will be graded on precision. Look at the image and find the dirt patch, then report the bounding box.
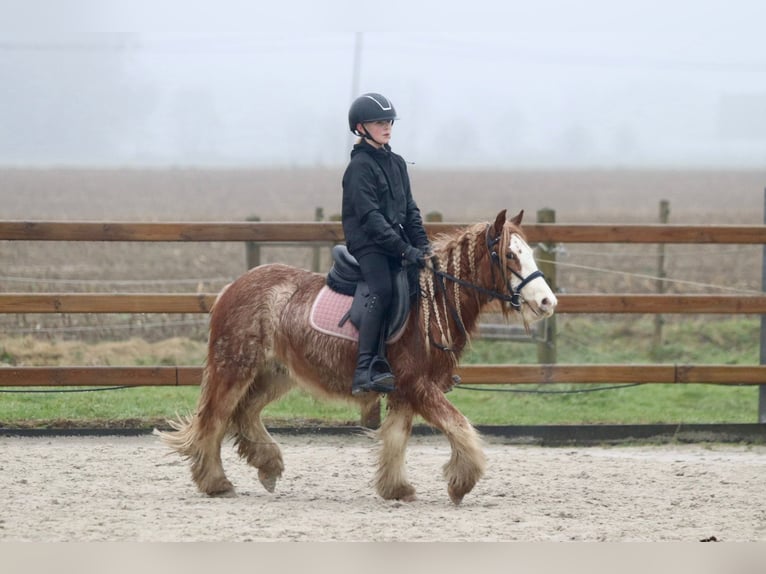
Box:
[2,433,765,541]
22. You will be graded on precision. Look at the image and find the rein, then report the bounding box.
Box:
[428,257,469,353]
[430,265,514,305]
[424,224,544,353]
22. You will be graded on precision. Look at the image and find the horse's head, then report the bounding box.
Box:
[489,209,557,325]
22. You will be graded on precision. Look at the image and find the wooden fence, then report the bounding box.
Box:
[2,215,766,424]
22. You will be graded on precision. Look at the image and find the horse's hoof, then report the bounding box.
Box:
[448,486,466,505]
[379,483,416,501]
[203,477,235,497]
[209,488,237,498]
[258,469,280,493]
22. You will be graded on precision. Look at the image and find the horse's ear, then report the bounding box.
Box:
[492,209,507,237]
[510,210,524,226]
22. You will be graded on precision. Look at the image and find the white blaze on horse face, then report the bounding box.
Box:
[509,234,557,319]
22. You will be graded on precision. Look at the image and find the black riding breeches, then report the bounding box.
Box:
[356,252,397,311]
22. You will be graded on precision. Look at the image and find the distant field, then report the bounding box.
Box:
[1,167,764,342]
[1,167,764,222]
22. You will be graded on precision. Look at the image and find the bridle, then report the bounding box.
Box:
[424,224,545,352]
[483,224,545,312]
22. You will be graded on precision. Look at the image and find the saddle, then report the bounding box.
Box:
[323,245,412,341]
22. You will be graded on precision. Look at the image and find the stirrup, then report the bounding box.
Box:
[351,357,396,396]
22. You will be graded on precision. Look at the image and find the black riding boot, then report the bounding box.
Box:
[351,295,395,396]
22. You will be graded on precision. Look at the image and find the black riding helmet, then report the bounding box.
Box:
[348,93,398,136]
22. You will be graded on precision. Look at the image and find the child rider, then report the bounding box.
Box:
[341,92,431,396]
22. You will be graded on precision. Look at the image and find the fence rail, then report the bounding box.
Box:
[2,217,765,428]
[2,220,765,244]
[1,293,765,314]
[1,364,764,387]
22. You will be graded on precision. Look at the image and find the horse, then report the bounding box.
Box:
[158,209,557,504]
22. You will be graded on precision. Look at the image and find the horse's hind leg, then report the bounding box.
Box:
[232,366,295,493]
[159,361,257,497]
[414,385,486,505]
[375,398,416,501]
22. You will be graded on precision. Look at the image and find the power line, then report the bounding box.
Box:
[0,36,351,55]
[454,383,645,394]
[0,386,132,394]
[1,35,762,73]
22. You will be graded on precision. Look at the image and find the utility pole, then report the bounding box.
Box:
[347,33,363,154]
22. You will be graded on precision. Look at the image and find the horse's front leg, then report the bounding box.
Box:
[414,383,486,505]
[375,396,416,501]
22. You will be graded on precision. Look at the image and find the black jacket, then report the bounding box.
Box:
[341,140,429,259]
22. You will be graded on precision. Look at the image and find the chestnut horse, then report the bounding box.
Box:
[158,209,557,504]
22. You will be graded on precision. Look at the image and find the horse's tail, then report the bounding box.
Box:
[154,358,218,459]
[154,361,212,459]
[154,413,197,458]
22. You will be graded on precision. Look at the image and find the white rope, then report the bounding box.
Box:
[561,246,757,258]
[0,318,209,335]
[539,258,762,294]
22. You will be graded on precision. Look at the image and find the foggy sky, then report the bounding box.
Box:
[2,0,765,168]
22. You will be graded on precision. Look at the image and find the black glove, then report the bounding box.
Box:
[421,244,436,268]
[403,245,426,269]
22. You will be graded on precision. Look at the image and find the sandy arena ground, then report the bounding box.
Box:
[2,432,765,542]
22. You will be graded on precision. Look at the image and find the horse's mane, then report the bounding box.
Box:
[418,219,523,356]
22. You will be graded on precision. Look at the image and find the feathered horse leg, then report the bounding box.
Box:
[231,368,295,493]
[374,395,416,501]
[158,359,256,497]
[414,382,486,505]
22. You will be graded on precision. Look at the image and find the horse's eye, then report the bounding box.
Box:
[506,253,515,261]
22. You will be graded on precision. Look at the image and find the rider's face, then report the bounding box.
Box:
[359,119,393,147]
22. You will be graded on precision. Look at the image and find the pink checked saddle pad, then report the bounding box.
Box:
[309,286,406,344]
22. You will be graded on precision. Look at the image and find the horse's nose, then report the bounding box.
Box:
[539,294,558,313]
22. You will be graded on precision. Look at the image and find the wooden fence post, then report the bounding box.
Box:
[360,400,381,429]
[313,207,324,272]
[245,215,261,269]
[328,213,342,226]
[328,213,343,263]
[536,208,557,364]
[653,200,670,355]
[426,211,443,223]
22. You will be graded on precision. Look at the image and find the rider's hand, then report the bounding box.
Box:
[403,245,426,269]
